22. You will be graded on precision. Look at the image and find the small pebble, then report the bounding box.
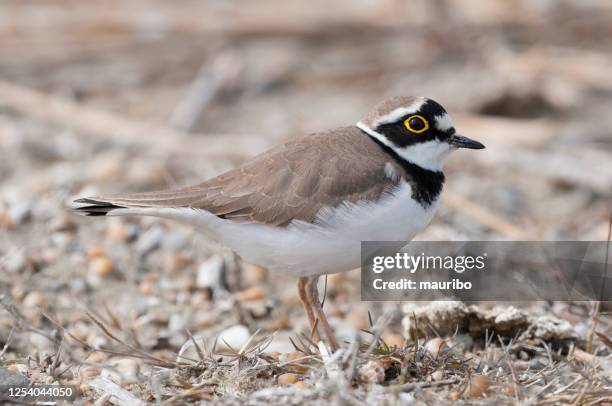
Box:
[86,332,109,349]
[266,351,281,361]
[218,325,251,351]
[164,253,191,273]
[139,277,157,295]
[196,255,224,289]
[7,364,28,375]
[243,300,270,318]
[87,352,105,363]
[0,211,14,228]
[382,334,405,349]
[136,225,165,256]
[284,352,309,373]
[236,286,266,302]
[293,381,311,389]
[87,246,105,258]
[502,383,516,397]
[277,373,298,385]
[192,309,215,328]
[23,291,46,307]
[424,337,445,358]
[8,201,31,225]
[468,375,491,398]
[190,291,211,306]
[49,214,76,232]
[113,359,140,385]
[3,252,29,273]
[79,366,101,381]
[107,222,130,242]
[243,263,267,284]
[168,314,187,332]
[11,284,26,300]
[89,257,114,277]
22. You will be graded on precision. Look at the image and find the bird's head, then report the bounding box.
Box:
[357,96,485,171]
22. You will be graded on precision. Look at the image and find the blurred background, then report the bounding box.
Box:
[0,0,611,402]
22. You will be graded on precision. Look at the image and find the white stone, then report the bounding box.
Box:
[217,325,251,352]
[196,255,224,289]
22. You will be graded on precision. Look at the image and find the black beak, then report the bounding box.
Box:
[448,134,485,149]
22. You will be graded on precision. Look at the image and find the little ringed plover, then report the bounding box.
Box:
[75,96,485,352]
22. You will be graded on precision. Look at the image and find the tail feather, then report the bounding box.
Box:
[73,198,128,216]
[73,185,215,218]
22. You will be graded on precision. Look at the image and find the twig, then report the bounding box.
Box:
[169,52,242,132]
[86,312,182,368]
[0,80,272,157]
[497,336,523,401]
[186,329,205,361]
[89,376,146,406]
[0,325,15,359]
[396,378,460,392]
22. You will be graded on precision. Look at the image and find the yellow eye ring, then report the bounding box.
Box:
[404,115,429,134]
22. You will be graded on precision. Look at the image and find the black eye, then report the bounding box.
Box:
[404,115,429,134]
[409,117,425,130]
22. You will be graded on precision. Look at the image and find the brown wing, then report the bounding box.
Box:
[76,126,403,226]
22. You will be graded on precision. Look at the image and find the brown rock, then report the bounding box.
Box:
[382,334,405,349]
[284,352,309,373]
[87,246,105,258]
[468,375,491,398]
[277,373,299,385]
[236,286,266,302]
[243,263,268,284]
[89,257,113,277]
[106,223,129,242]
[139,278,156,295]
[164,252,192,273]
[0,211,15,229]
[293,381,311,389]
[424,338,446,358]
[87,352,105,363]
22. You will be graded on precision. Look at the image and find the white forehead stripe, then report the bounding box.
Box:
[373,98,426,127]
[434,113,453,131]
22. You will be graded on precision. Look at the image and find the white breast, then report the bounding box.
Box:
[110,181,440,277]
[197,181,439,276]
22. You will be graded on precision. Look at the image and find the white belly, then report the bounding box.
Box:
[112,182,440,276]
[199,181,439,276]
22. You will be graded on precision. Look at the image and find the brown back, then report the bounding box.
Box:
[90,126,407,226]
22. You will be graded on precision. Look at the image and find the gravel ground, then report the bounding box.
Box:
[1,1,611,404]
